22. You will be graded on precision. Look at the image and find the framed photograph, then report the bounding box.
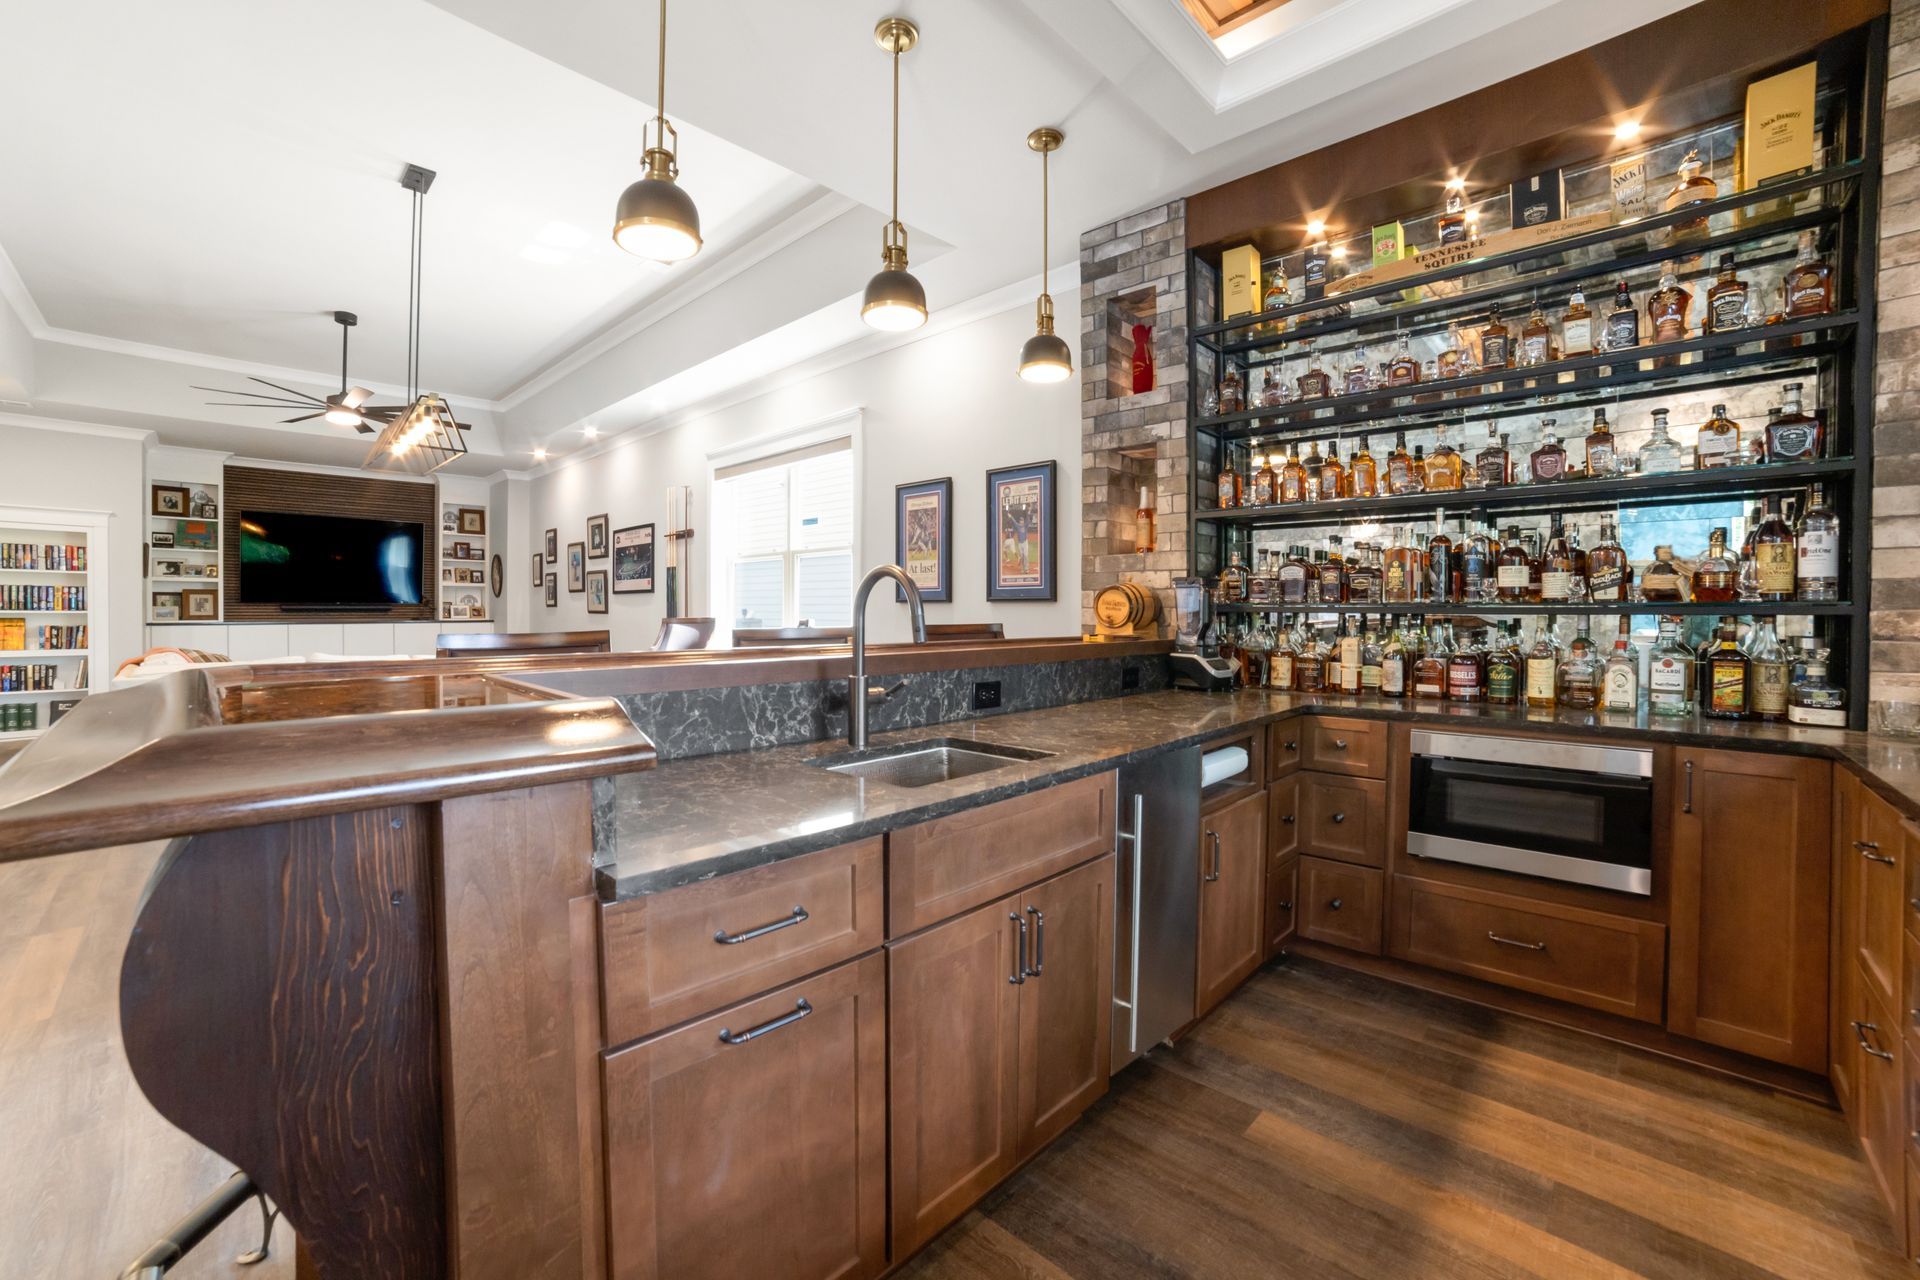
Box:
[587,513,610,559]
[201,562,218,579]
[544,573,558,608]
[985,460,1058,601]
[473,568,485,586]
[181,588,218,620]
[544,528,558,562]
[189,488,217,519]
[532,553,544,587]
[151,484,189,517]
[567,541,586,592]
[150,592,181,622]
[184,564,206,578]
[612,523,655,594]
[442,567,453,582]
[150,531,175,548]
[586,570,609,614]
[457,507,486,535]
[443,509,458,532]
[153,559,183,577]
[490,554,503,599]
[453,540,470,560]
[895,477,953,603]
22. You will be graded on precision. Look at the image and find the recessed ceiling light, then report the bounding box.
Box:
[532,447,548,461]
[1615,119,1642,141]
[1444,176,1466,191]
[583,424,600,439]
[1305,219,1326,238]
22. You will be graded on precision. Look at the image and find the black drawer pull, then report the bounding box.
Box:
[1282,813,1296,825]
[1328,897,1343,911]
[1487,931,1546,952]
[1857,841,1896,867]
[1331,812,1346,824]
[1853,1019,1895,1062]
[715,905,809,945]
[719,998,813,1045]
[1278,900,1293,911]
[1331,738,1349,749]
[1283,739,1298,752]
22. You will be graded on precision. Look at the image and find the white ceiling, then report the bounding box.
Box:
[0,0,1701,474]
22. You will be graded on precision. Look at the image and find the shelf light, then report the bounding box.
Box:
[1614,119,1643,142]
[1305,218,1326,239]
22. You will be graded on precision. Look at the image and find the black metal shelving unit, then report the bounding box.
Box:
[1182,20,1886,727]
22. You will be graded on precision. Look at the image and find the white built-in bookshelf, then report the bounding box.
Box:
[146,476,223,623]
[440,499,489,623]
[0,506,109,740]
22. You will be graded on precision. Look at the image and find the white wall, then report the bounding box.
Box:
[524,292,1085,648]
[0,418,146,674]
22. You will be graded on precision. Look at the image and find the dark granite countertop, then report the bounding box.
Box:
[596,688,1920,901]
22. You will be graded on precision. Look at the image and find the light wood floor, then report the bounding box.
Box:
[902,957,1914,1280]
[0,842,294,1279]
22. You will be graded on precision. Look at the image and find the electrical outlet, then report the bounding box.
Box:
[1122,665,1142,691]
[972,680,1003,712]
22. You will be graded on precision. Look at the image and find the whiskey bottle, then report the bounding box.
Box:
[1797,483,1841,601]
[1426,524,1456,604]
[1425,424,1465,492]
[1319,442,1347,502]
[1360,619,1384,695]
[1561,288,1595,358]
[1705,254,1749,334]
[1524,619,1559,708]
[1639,407,1685,474]
[1261,266,1292,333]
[1302,439,1326,504]
[1746,617,1790,722]
[1293,627,1326,692]
[1344,349,1373,395]
[1412,618,1450,699]
[1248,550,1273,604]
[1337,614,1364,695]
[1528,421,1569,483]
[1605,281,1639,350]
[1349,435,1379,498]
[1485,623,1521,705]
[1584,408,1617,478]
[1279,445,1307,504]
[1783,231,1835,318]
[1387,333,1421,387]
[1134,484,1156,553]
[1602,617,1639,713]
[1694,404,1742,469]
[1278,546,1312,604]
[1495,524,1533,603]
[1520,300,1556,367]
[1447,621,1486,702]
[1538,514,1578,603]
[1557,619,1602,709]
[1251,444,1279,507]
[1788,649,1847,726]
[1219,550,1250,603]
[1690,527,1737,602]
[1665,149,1716,237]
[1318,537,1348,604]
[1387,434,1422,495]
[1379,619,1408,699]
[1700,616,1748,718]
[1474,424,1511,486]
[1640,545,1687,602]
[1219,365,1244,414]
[1461,522,1496,602]
[1268,618,1295,690]
[1437,178,1469,245]
[1296,344,1333,400]
[1752,497,1796,602]
[1648,617,1693,717]
[1764,383,1823,462]
[1480,306,1513,370]
[1257,368,1283,409]
[1646,262,1692,348]
[1383,528,1420,604]
[1347,542,1382,603]
[1437,324,1464,380]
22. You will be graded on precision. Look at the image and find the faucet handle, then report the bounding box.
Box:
[867,679,907,703]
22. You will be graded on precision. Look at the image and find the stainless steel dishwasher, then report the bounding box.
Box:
[1112,744,1201,1072]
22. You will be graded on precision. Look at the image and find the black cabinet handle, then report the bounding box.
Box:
[1204,830,1222,882]
[1278,900,1293,911]
[1332,738,1349,749]
[1025,906,1046,977]
[718,998,813,1045]
[1487,931,1547,952]
[1683,759,1693,814]
[1328,897,1343,911]
[1857,840,1896,866]
[1331,812,1346,824]
[1009,913,1029,985]
[1282,814,1296,824]
[1854,1019,1895,1062]
[714,905,809,945]
[1283,739,1298,752]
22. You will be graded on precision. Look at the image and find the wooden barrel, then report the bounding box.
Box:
[1093,580,1159,634]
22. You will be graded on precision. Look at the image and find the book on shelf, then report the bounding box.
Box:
[0,583,87,610]
[0,542,87,571]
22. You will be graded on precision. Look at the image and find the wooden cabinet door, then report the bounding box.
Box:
[1667,748,1830,1071]
[1852,968,1906,1226]
[603,954,888,1280]
[1297,857,1385,955]
[1267,775,1300,860]
[1833,768,1860,1115]
[1197,791,1267,1017]
[1264,854,1299,959]
[1267,719,1302,779]
[1855,787,1907,1014]
[888,897,1023,1258]
[1015,855,1114,1159]
[1299,772,1387,868]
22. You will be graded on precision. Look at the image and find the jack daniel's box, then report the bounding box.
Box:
[1509,167,1565,273]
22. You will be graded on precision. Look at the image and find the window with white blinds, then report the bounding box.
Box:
[713,438,854,633]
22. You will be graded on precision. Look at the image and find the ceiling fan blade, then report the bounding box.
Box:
[245,376,326,404]
[281,412,326,423]
[355,422,377,435]
[342,386,376,409]
[194,386,323,408]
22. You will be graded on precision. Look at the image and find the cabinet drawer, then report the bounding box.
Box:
[1267,776,1300,860]
[1265,854,1298,959]
[1907,819,1920,945]
[1300,717,1387,779]
[889,771,1116,936]
[1267,720,1302,779]
[1296,856,1383,955]
[602,838,885,1045]
[1299,773,1386,868]
[1391,877,1665,1023]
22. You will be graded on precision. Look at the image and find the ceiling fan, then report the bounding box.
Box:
[194,310,400,435]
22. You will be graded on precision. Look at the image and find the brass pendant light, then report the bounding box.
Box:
[613,0,702,262]
[1018,127,1072,383]
[861,17,927,332]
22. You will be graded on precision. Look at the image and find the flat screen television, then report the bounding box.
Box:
[238,510,425,608]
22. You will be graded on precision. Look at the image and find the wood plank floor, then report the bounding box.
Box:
[0,842,295,1280]
[901,956,1913,1280]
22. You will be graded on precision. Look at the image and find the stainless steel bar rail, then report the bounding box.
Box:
[119,1169,276,1279]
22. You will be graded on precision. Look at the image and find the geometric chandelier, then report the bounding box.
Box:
[365,164,469,475]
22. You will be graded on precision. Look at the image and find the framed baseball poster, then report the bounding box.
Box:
[985,460,1057,601]
[894,477,953,603]
[612,522,655,594]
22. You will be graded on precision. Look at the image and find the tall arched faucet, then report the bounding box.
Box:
[848,564,927,748]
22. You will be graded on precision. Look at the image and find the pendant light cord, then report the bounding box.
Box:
[657,0,668,133]
[1041,146,1049,296]
[406,188,424,402]
[890,43,901,238]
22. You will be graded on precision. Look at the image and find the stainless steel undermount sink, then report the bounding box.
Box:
[809,737,1054,788]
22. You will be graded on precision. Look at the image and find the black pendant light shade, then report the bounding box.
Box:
[862,17,927,332]
[1018,127,1072,383]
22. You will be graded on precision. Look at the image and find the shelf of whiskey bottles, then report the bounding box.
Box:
[1213,612,1844,728]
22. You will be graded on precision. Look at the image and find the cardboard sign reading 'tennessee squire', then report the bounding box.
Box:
[1328,212,1612,297]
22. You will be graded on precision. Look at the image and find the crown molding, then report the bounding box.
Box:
[0,241,47,334]
[0,409,155,444]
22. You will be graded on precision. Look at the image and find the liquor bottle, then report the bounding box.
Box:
[1256,368,1283,409]
[1524,619,1559,708]
[1296,345,1333,400]
[1337,615,1364,694]
[1538,515,1578,602]
[1268,619,1295,690]
[1584,408,1617,479]
[1665,149,1716,236]
[1219,550,1250,603]
[1437,323,1464,380]
[1218,448,1244,508]
[1798,483,1841,601]
[1746,617,1790,722]
[1318,538,1348,604]
[1474,424,1511,486]
[1783,231,1835,318]
[1437,178,1469,245]
[1646,262,1692,350]
[1134,484,1156,553]
[1241,621,1270,688]
[1219,365,1244,414]
[1261,266,1292,330]
[1485,623,1521,705]
[1247,550,1273,604]
[1788,648,1847,726]
[1387,333,1421,387]
[1705,254,1749,334]
[1700,616,1748,718]
[1561,288,1595,358]
[1278,545,1312,604]
[1344,348,1373,395]
[1640,545,1688,602]
[1765,383,1824,461]
[1412,618,1450,699]
[1694,404,1742,469]
[1386,432,1418,495]
[1360,618,1384,695]
[1639,407,1685,474]
[1293,627,1326,692]
[1447,621,1485,702]
[1648,617,1693,717]
[1480,306,1513,370]
[1349,436,1379,498]
[1425,424,1465,492]
[1409,445,1428,492]
[1461,522,1496,602]
[1347,543,1382,604]
[1251,444,1279,507]
[1280,445,1307,504]
[1690,527,1737,602]
[1528,421,1569,483]
[1383,528,1421,604]
[1586,517,1633,602]
[1319,442,1347,502]
[1302,439,1326,504]
[1557,619,1602,709]
[1605,281,1639,350]
[1379,619,1408,699]
[1519,300,1555,367]
[1602,617,1639,712]
[1496,525,1533,603]
[1752,497,1796,602]
[1426,525,1455,604]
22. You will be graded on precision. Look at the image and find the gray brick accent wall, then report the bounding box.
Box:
[1879,0,1920,715]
